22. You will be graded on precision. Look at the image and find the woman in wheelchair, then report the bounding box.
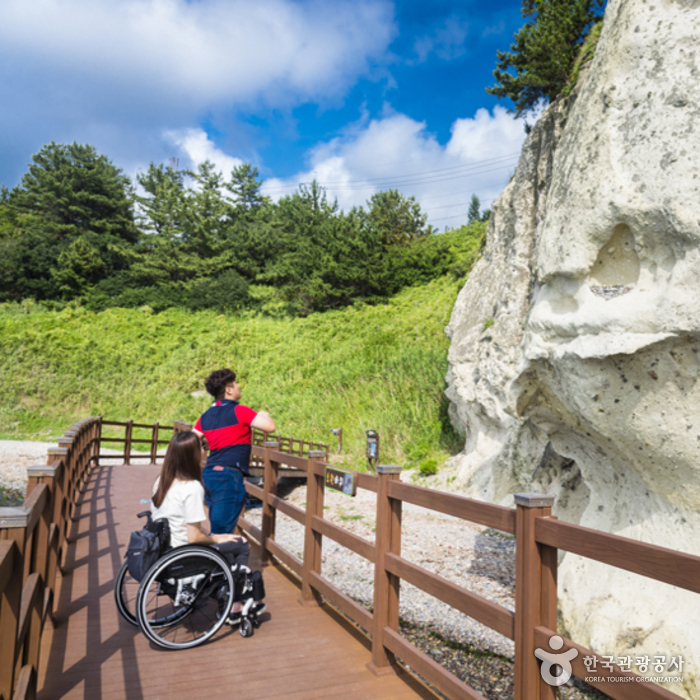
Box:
[116,430,265,648]
[150,430,264,626]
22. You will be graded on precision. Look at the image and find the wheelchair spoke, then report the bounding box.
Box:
[135,546,235,650]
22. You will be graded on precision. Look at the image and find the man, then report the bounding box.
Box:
[193,368,276,534]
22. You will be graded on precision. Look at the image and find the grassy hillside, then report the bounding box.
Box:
[0,272,472,472]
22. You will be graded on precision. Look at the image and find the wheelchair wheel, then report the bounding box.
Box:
[136,546,235,650]
[240,618,253,637]
[115,561,139,626]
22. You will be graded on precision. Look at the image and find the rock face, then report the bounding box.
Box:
[445,1,700,696]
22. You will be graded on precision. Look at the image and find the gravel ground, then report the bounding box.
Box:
[0,439,55,504]
[0,439,161,505]
[1,441,607,699]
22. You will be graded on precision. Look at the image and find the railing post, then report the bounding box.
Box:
[47,449,71,559]
[150,422,160,464]
[47,446,72,532]
[46,447,67,469]
[514,493,557,700]
[261,441,279,566]
[94,416,102,468]
[368,464,402,676]
[299,450,326,607]
[124,420,133,465]
[0,508,29,700]
[26,465,61,619]
[0,539,19,700]
[26,468,52,590]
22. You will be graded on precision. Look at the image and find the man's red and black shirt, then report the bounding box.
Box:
[195,399,257,474]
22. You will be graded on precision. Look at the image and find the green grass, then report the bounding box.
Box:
[338,513,364,522]
[0,272,471,472]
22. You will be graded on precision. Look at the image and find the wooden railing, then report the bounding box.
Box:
[251,428,327,456]
[174,422,329,477]
[250,429,328,476]
[237,442,699,700]
[0,417,102,700]
[98,419,174,465]
[1,418,697,700]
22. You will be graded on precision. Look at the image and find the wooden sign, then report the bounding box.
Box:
[325,467,356,496]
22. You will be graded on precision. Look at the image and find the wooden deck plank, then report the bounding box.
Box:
[38,463,433,700]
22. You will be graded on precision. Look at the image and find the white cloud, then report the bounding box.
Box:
[447,106,526,160]
[482,20,506,38]
[413,17,470,63]
[261,105,528,228]
[166,129,244,175]
[0,0,395,106]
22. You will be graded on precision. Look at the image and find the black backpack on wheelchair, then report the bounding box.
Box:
[125,510,171,582]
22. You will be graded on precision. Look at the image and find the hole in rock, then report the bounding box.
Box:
[588,224,640,287]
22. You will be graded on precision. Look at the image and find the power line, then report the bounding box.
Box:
[429,213,474,223]
[333,162,517,191]
[303,152,520,187]
[265,135,526,182]
[261,152,520,195]
[424,196,496,212]
[315,162,518,192]
[263,162,517,196]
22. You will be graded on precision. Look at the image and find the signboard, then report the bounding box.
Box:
[325,467,356,497]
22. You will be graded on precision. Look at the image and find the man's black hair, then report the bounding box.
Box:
[204,368,236,400]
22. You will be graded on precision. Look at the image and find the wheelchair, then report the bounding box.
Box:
[115,543,263,649]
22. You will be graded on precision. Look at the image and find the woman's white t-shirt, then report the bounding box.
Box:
[151,477,207,548]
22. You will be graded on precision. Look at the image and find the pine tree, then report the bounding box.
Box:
[486,0,605,116]
[365,189,433,247]
[136,163,186,240]
[226,164,269,214]
[468,194,481,224]
[4,142,138,300]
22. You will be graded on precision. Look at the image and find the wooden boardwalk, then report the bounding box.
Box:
[36,462,433,700]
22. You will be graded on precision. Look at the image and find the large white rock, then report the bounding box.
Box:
[446,1,700,696]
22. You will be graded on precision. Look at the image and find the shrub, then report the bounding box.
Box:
[419,459,438,476]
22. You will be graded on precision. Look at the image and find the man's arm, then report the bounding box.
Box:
[251,411,276,433]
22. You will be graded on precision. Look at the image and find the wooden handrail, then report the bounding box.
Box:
[311,515,377,563]
[387,479,516,534]
[535,516,700,594]
[268,494,305,525]
[309,571,373,631]
[265,538,302,577]
[384,552,515,640]
[268,451,308,471]
[101,420,174,430]
[383,627,489,700]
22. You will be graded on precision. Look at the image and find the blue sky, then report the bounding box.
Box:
[0,0,531,228]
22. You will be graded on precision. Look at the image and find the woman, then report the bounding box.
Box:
[151,430,252,624]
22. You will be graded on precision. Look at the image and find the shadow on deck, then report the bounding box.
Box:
[37,462,433,699]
